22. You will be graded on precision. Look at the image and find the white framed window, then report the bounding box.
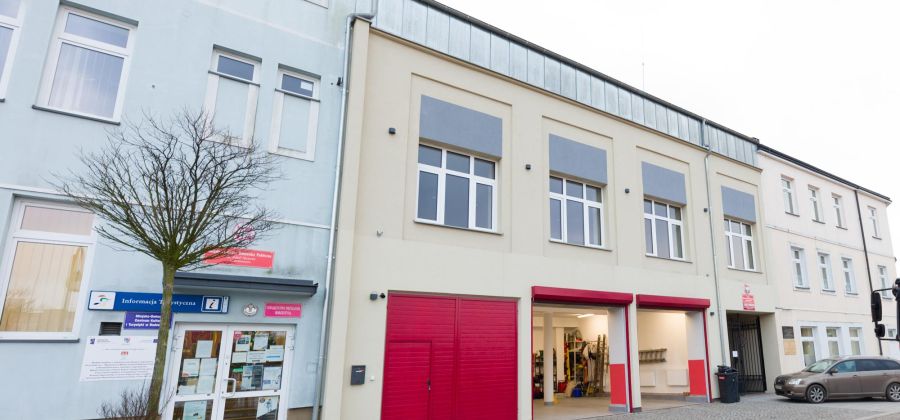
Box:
[817,252,834,292]
[549,176,603,248]
[800,327,817,366]
[0,0,23,99]
[791,246,808,288]
[644,199,685,260]
[832,194,845,228]
[890,328,898,340]
[849,327,862,356]
[724,218,755,271]
[416,144,496,231]
[808,186,822,222]
[268,67,319,160]
[825,327,841,357]
[879,265,891,300]
[36,6,135,121]
[841,257,856,294]
[0,200,95,340]
[781,177,796,214]
[204,48,260,146]
[868,206,880,238]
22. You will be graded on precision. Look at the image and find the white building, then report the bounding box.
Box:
[758,145,898,375]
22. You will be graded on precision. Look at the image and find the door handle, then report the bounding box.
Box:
[224,377,237,397]
[427,378,431,392]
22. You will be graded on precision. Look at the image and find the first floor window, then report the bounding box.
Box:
[832,194,845,228]
[825,327,841,357]
[849,327,862,356]
[724,219,755,270]
[0,0,21,99]
[781,177,795,214]
[809,186,822,222]
[417,144,496,231]
[818,252,834,291]
[800,327,817,366]
[791,247,808,288]
[869,206,880,238]
[879,265,891,299]
[38,7,135,120]
[549,176,603,247]
[644,199,684,260]
[0,201,95,336]
[841,258,856,294]
[268,67,319,160]
[204,49,260,146]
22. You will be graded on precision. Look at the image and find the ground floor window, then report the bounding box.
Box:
[800,327,817,366]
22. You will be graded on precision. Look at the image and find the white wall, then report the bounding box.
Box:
[637,311,689,395]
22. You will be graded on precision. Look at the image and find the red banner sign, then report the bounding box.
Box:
[264,302,302,318]
[204,248,274,268]
[741,284,755,311]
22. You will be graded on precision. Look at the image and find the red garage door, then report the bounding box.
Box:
[382,294,517,420]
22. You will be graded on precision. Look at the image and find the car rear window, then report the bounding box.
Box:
[877,360,900,370]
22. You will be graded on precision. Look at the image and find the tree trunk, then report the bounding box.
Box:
[147,264,176,418]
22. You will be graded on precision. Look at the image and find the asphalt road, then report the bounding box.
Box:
[623,393,900,420]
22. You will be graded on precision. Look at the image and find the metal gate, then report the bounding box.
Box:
[727,314,767,393]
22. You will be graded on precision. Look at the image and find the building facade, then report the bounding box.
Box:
[758,146,898,374]
[321,3,783,417]
[0,1,361,419]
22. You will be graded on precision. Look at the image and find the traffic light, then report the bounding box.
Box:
[872,291,883,322]
[894,278,900,300]
[876,323,886,338]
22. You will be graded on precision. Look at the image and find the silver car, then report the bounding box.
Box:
[774,356,900,403]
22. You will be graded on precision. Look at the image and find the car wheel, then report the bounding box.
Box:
[806,384,826,404]
[886,382,900,402]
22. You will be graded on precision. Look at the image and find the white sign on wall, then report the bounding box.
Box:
[79,336,158,381]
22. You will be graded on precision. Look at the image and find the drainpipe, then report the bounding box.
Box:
[701,119,730,366]
[854,189,882,355]
[311,11,376,420]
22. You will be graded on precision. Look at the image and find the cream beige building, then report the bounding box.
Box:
[319,2,791,417]
[758,146,897,376]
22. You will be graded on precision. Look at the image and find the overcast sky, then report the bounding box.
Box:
[440,0,900,271]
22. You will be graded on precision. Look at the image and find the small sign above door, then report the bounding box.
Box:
[264,302,302,318]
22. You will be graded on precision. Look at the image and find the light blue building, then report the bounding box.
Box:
[0,1,367,419]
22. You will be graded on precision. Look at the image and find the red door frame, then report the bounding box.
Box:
[635,294,712,403]
[531,286,636,414]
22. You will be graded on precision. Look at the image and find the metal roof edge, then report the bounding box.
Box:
[757,143,891,203]
[412,0,758,145]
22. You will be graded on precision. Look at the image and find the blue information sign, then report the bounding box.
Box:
[88,291,229,314]
[124,312,162,329]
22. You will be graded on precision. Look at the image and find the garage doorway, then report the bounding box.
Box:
[532,287,633,419]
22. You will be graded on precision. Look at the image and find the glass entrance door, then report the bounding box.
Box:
[165,324,294,420]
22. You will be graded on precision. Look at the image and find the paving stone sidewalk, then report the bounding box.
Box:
[620,394,900,420]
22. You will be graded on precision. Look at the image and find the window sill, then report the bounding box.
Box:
[844,292,859,297]
[785,211,800,217]
[794,286,811,292]
[414,219,501,236]
[209,70,260,87]
[726,266,760,274]
[873,236,883,241]
[0,335,79,342]
[821,289,837,295]
[32,105,120,125]
[836,225,848,231]
[549,239,611,252]
[812,219,826,225]
[645,254,691,264]
[276,88,319,102]
[269,148,314,162]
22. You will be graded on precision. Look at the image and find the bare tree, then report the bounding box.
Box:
[55,109,280,418]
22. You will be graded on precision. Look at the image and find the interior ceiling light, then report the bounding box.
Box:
[576,313,595,318]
